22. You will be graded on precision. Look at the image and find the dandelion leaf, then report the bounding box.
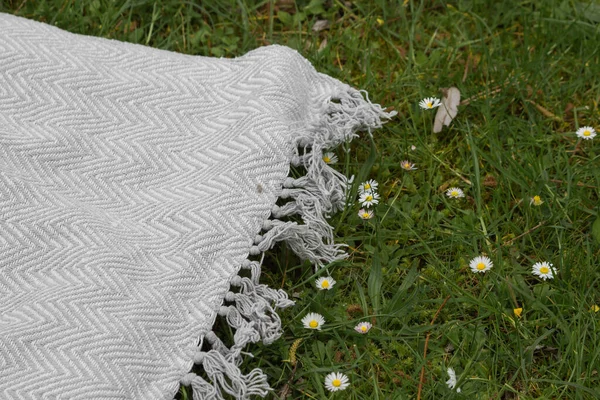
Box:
[433,87,461,133]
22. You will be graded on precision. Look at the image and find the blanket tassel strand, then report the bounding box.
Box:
[181,87,395,399]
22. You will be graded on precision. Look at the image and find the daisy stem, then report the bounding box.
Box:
[380,176,405,224]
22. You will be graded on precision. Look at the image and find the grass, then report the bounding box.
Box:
[3,0,600,398]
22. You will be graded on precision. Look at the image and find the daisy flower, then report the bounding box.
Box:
[359,191,380,207]
[354,321,372,334]
[400,160,417,171]
[532,261,555,280]
[530,195,543,206]
[446,187,465,199]
[576,126,596,140]
[323,152,338,164]
[469,255,493,273]
[445,368,461,392]
[419,97,441,110]
[301,312,325,330]
[358,208,374,220]
[315,276,336,290]
[324,372,350,392]
[359,179,378,193]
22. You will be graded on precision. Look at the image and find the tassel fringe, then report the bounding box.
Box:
[180,86,395,399]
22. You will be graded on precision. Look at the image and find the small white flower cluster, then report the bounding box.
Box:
[467,255,557,280]
[301,273,375,394]
[357,180,379,220]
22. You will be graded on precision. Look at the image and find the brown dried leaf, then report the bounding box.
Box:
[483,175,498,187]
[346,304,363,316]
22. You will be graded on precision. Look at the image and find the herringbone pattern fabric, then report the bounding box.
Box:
[0,13,394,400]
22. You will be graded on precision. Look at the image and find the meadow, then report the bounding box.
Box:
[3,0,599,398]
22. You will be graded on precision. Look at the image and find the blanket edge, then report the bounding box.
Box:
[179,82,396,399]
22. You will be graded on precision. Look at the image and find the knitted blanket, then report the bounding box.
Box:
[0,13,394,400]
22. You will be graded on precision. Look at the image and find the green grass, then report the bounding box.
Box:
[3,0,600,398]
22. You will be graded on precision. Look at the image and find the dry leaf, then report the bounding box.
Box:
[433,87,461,133]
[312,20,330,32]
[318,38,328,52]
[483,175,498,187]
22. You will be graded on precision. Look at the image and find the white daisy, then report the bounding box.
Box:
[359,179,378,193]
[323,152,338,164]
[358,208,374,220]
[359,191,380,207]
[315,276,336,290]
[446,187,465,199]
[446,368,461,392]
[400,160,417,171]
[354,322,372,334]
[324,372,350,392]
[532,261,555,280]
[469,255,493,273]
[419,97,441,110]
[576,126,596,140]
[301,312,325,330]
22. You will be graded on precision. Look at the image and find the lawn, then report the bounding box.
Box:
[3,0,599,398]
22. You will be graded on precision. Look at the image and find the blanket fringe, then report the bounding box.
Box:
[181,85,395,399]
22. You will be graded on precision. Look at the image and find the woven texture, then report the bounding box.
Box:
[0,13,393,400]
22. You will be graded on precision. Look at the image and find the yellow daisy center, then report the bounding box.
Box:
[362,212,369,218]
[364,183,371,190]
[532,196,541,204]
[540,266,549,274]
[323,156,331,163]
[477,262,486,270]
[365,195,373,201]
[321,280,330,288]
[427,102,432,108]
[583,130,591,136]
[361,325,368,332]
[451,190,458,196]
[332,379,342,387]
[309,320,318,328]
